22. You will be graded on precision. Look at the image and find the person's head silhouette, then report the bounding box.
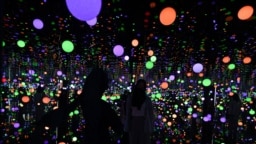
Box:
[135,79,147,91]
[82,67,109,100]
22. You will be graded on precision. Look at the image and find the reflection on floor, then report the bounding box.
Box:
[0,83,255,144]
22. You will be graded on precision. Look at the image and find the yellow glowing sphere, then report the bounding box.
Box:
[238,5,254,20]
[159,7,176,26]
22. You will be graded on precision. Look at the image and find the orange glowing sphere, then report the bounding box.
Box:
[186,72,192,77]
[42,97,51,104]
[237,5,254,20]
[131,39,139,47]
[160,81,168,89]
[243,56,252,64]
[222,56,231,63]
[159,7,176,26]
[21,96,30,103]
[198,73,204,77]
[147,50,154,56]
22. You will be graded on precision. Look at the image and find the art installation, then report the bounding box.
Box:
[0,0,255,143]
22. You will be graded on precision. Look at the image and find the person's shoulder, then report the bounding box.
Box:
[145,96,152,102]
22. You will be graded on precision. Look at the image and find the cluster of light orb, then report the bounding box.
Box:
[1,1,256,143]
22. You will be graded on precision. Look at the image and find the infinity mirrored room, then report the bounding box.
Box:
[1,0,256,143]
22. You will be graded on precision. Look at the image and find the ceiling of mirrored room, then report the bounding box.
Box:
[1,0,256,90]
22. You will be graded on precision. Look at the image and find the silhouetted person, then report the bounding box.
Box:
[226,93,242,144]
[124,79,154,144]
[79,68,123,144]
[120,90,130,144]
[31,93,79,144]
[30,85,79,143]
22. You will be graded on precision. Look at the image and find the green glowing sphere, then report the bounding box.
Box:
[62,40,74,53]
[17,40,26,48]
[146,61,154,69]
[249,109,255,115]
[150,55,157,62]
[228,63,236,70]
[202,78,211,87]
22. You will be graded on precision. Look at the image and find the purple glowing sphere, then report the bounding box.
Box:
[66,0,102,21]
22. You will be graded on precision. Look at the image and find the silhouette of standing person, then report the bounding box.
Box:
[226,92,242,144]
[124,79,154,144]
[79,67,123,144]
[120,90,130,144]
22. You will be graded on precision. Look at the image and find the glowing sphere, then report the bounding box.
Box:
[160,81,168,89]
[150,55,157,62]
[72,137,78,142]
[17,40,26,48]
[13,122,20,128]
[150,2,156,8]
[249,109,255,115]
[237,5,254,20]
[159,7,176,26]
[172,114,177,118]
[62,40,74,53]
[66,0,102,21]
[145,61,154,69]
[192,63,203,73]
[131,39,139,47]
[192,113,198,118]
[1,78,7,83]
[203,115,211,122]
[113,45,124,57]
[243,56,252,64]
[147,50,154,56]
[86,17,97,26]
[57,70,63,76]
[33,18,44,29]
[222,56,230,63]
[186,72,192,77]
[220,117,226,123]
[202,78,211,87]
[74,110,79,115]
[169,75,175,81]
[21,96,30,103]
[28,69,35,75]
[228,63,236,70]
[198,73,204,77]
[42,97,51,104]
[124,55,129,61]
